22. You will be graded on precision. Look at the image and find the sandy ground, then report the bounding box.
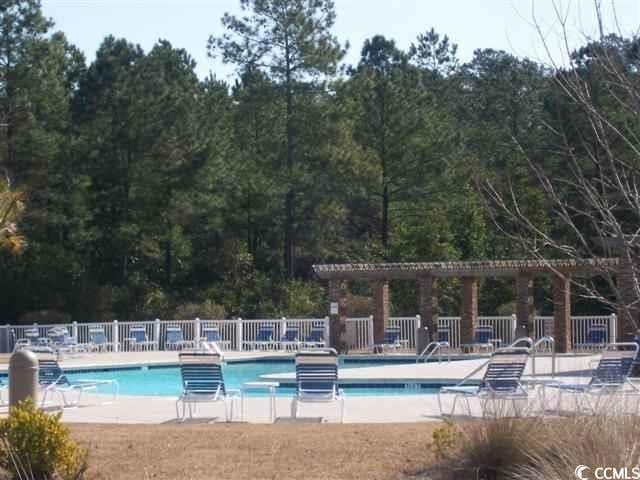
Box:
[70,423,439,480]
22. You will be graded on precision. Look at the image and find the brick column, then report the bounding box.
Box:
[552,274,571,353]
[617,256,639,341]
[460,277,478,345]
[371,280,389,344]
[328,280,348,350]
[418,275,438,351]
[515,273,534,336]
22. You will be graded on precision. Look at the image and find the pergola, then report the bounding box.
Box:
[313,258,625,353]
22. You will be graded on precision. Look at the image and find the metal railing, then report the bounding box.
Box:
[344,317,373,351]
[2,317,330,353]
[531,336,555,377]
[2,313,618,354]
[416,341,451,363]
[479,316,517,346]
[438,317,462,349]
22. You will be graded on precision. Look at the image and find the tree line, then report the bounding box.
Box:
[1,0,635,323]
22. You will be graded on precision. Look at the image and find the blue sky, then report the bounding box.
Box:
[42,0,640,80]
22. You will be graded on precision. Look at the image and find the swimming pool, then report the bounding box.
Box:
[64,359,447,396]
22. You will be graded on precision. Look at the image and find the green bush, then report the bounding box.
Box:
[430,421,460,461]
[0,400,87,480]
[173,300,226,319]
[278,281,325,317]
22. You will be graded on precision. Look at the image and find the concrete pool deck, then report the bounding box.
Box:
[0,351,617,424]
[263,353,598,384]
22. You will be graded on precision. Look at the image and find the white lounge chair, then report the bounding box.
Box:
[438,347,530,417]
[39,357,118,408]
[545,342,640,415]
[199,326,232,351]
[125,326,158,351]
[291,348,344,422]
[165,326,196,350]
[88,326,115,352]
[176,352,240,422]
[243,325,276,351]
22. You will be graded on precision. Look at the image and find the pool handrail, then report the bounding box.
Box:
[531,336,555,378]
[508,337,534,349]
[416,341,450,363]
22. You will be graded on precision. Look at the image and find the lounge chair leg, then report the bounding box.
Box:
[450,395,458,417]
[556,389,562,416]
[291,398,298,419]
[465,396,472,417]
[437,392,444,416]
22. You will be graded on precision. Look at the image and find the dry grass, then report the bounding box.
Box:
[69,422,440,480]
[513,415,640,480]
[429,414,640,479]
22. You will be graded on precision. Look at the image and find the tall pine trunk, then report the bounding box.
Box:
[284,38,295,279]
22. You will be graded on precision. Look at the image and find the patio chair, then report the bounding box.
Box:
[199,326,232,351]
[11,329,31,352]
[24,327,44,345]
[243,325,276,351]
[437,329,450,344]
[38,357,119,408]
[461,325,497,353]
[88,326,114,352]
[291,348,344,422]
[279,326,300,351]
[576,324,608,351]
[301,325,326,349]
[165,326,196,350]
[125,326,158,351]
[17,328,55,354]
[175,352,240,421]
[544,342,640,415]
[437,347,530,417]
[47,327,82,354]
[373,326,409,353]
[280,326,301,351]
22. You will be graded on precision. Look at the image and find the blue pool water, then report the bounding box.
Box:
[65,360,443,396]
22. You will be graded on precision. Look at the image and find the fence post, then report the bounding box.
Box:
[367,315,374,348]
[113,320,119,352]
[236,318,243,351]
[3,325,9,354]
[610,313,617,343]
[511,314,518,341]
[72,321,78,340]
[322,316,329,347]
[154,319,161,351]
[281,317,287,339]
[194,317,201,346]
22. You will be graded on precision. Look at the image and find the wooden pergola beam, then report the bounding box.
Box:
[313,258,619,281]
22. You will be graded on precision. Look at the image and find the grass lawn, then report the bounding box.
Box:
[70,422,439,480]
